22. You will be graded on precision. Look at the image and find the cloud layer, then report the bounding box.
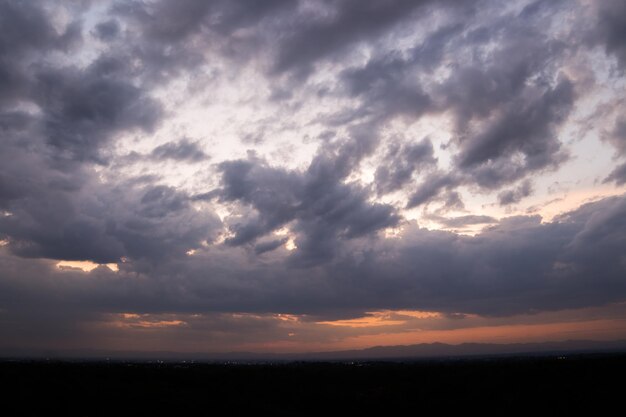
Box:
[0,0,625,352]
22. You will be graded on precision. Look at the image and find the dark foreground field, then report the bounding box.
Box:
[2,354,624,415]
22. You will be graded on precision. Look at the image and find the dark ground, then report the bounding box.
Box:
[1,353,624,415]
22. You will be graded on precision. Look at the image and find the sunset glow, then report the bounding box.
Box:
[1,0,626,357]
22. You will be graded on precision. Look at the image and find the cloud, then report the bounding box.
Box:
[438,11,577,191]
[339,54,433,121]
[321,0,578,206]
[1,193,626,326]
[605,163,626,186]
[428,215,498,228]
[407,172,460,208]
[1,0,625,352]
[116,0,292,42]
[3,158,181,276]
[375,138,437,195]
[92,19,121,41]
[602,115,626,185]
[0,167,221,263]
[215,128,400,265]
[590,0,626,71]
[0,0,79,105]
[151,139,208,162]
[0,3,163,165]
[273,0,474,77]
[603,115,626,156]
[455,78,573,173]
[498,180,533,206]
[338,21,465,119]
[254,238,289,255]
[110,0,297,82]
[35,64,162,162]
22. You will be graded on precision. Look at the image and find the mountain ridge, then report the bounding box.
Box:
[3,339,626,361]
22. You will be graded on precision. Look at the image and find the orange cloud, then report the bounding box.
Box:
[317,310,440,328]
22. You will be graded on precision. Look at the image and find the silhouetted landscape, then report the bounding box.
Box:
[3,352,625,415]
[3,339,626,361]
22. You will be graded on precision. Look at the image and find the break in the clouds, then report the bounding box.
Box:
[1,0,626,354]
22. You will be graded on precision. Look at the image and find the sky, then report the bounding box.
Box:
[1,0,626,355]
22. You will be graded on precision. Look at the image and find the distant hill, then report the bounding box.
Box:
[298,339,626,360]
[3,339,626,361]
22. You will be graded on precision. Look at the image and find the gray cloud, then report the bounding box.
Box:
[498,180,533,206]
[339,54,433,121]
[375,138,437,195]
[0,0,79,106]
[1,194,625,325]
[0,178,221,263]
[605,163,626,186]
[407,172,460,208]
[319,0,578,207]
[456,79,573,168]
[603,115,626,156]
[590,0,626,70]
[429,214,498,228]
[428,4,577,196]
[215,128,399,265]
[151,139,208,162]
[602,115,626,185]
[254,238,289,255]
[93,19,121,41]
[612,116,626,153]
[338,21,465,119]
[35,64,162,162]
[273,0,465,76]
[115,0,293,42]
[111,0,296,82]
[1,0,625,352]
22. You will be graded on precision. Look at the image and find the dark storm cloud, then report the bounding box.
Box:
[215,128,399,265]
[431,4,576,194]
[590,0,626,71]
[605,163,626,186]
[338,21,465,119]
[0,109,212,263]
[93,19,121,41]
[151,139,208,162]
[454,79,573,170]
[320,0,578,206]
[375,138,437,195]
[339,51,434,120]
[35,64,162,162]
[111,0,463,82]
[0,1,162,164]
[0,1,57,53]
[0,2,198,264]
[115,0,293,42]
[455,78,574,187]
[110,0,297,81]
[273,0,468,75]
[0,177,221,263]
[0,0,78,105]
[254,238,289,255]
[407,172,460,208]
[1,193,626,325]
[498,180,533,206]
[205,0,295,36]
[439,191,465,212]
[0,91,211,264]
